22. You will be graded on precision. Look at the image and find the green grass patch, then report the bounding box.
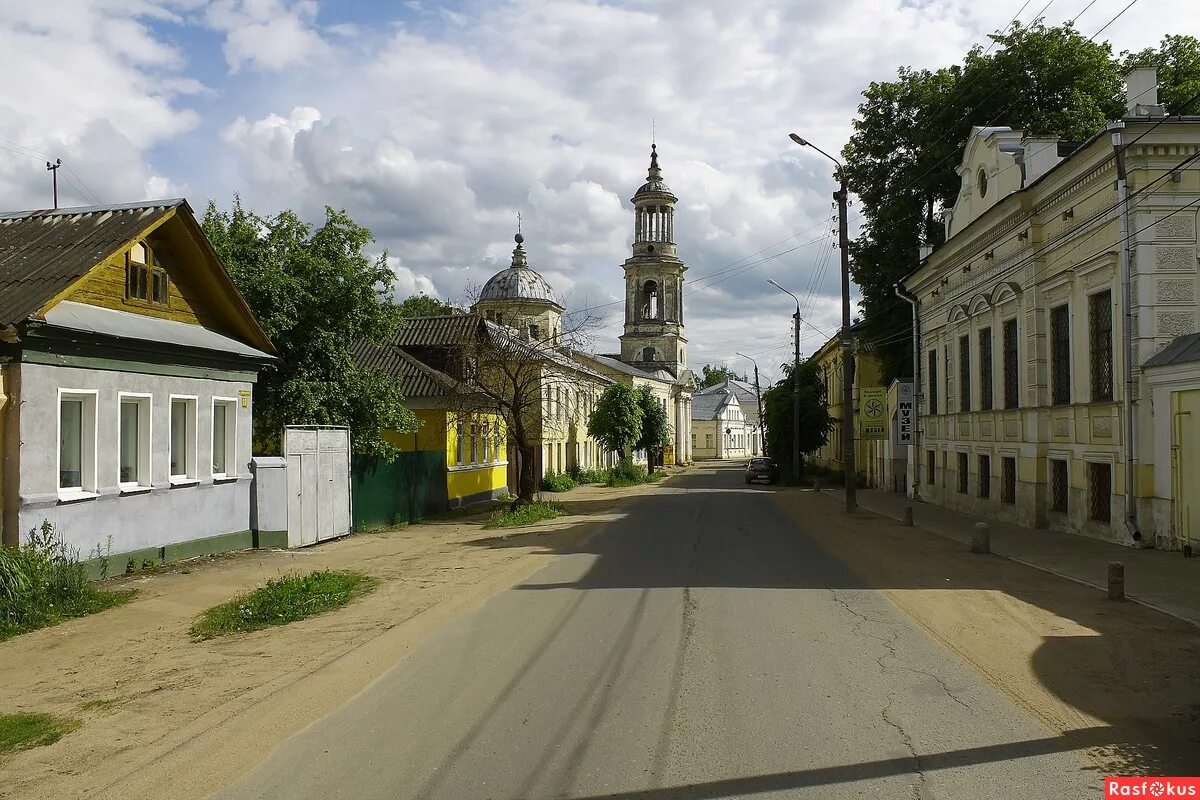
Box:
[485,501,566,529]
[0,713,80,756]
[1,523,136,642]
[540,472,578,492]
[190,570,378,639]
[572,468,610,485]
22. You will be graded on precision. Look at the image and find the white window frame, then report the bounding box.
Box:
[169,394,199,485]
[117,392,153,492]
[57,388,99,501]
[211,396,239,480]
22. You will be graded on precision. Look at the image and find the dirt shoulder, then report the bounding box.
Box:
[0,475,681,800]
[776,488,1200,775]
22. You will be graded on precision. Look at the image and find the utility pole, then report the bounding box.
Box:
[836,174,856,512]
[736,352,765,456]
[789,133,855,511]
[46,159,61,210]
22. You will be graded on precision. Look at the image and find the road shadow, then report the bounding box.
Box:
[464,464,1200,775]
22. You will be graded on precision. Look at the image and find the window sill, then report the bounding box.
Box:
[57,490,100,504]
[448,462,508,472]
[169,478,200,488]
[118,484,153,496]
[212,475,240,484]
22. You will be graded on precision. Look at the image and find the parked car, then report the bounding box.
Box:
[745,457,781,485]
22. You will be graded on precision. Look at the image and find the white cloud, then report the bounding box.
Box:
[203,0,331,73]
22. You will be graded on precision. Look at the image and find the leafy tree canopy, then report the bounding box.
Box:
[203,199,417,458]
[588,383,643,461]
[700,364,745,388]
[397,293,455,318]
[636,386,671,456]
[841,24,1200,382]
[761,360,833,480]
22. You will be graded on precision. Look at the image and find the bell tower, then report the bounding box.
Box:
[619,144,688,376]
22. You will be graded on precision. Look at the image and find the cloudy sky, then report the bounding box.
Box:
[1,0,1194,385]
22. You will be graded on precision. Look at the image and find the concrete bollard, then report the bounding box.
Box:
[971,522,990,554]
[1108,561,1126,601]
[902,506,914,527]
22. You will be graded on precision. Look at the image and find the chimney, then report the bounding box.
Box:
[918,244,934,261]
[1019,136,1064,186]
[1125,66,1164,117]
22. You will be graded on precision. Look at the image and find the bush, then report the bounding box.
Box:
[485,501,566,529]
[0,522,135,642]
[606,460,649,487]
[572,468,610,485]
[191,570,377,639]
[540,472,578,493]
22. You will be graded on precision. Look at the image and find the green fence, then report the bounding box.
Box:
[351,451,448,531]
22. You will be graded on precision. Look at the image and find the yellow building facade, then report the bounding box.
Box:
[809,323,884,482]
[903,69,1200,548]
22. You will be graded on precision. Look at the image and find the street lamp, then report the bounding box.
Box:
[767,279,801,483]
[789,132,856,512]
[735,351,764,457]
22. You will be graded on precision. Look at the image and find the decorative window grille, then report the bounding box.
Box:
[1088,462,1112,522]
[1050,305,1071,405]
[1089,291,1114,402]
[927,350,938,415]
[1001,457,1016,504]
[1003,319,1019,409]
[957,451,968,494]
[978,454,991,498]
[959,336,971,412]
[926,451,936,486]
[979,327,993,411]
[1050,459,1069,513]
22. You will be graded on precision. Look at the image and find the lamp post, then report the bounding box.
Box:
[789,132,855,512]
[767,279,801,483]
[735,351,764,456]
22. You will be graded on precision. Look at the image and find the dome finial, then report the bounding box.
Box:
[510,227,528,268]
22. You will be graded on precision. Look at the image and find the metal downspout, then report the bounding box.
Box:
[1110,121,1142,542]
[895,283,921,500]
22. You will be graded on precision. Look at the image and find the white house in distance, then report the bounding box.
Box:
[0,200,276,570]
[695,376,762,456]
[691,386,749,460]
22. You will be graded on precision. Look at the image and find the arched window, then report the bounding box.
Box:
[642,280,660,319]
[642,346,656,362]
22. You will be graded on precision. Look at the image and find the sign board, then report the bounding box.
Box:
[894,382,914,446]
[857,387,888,440]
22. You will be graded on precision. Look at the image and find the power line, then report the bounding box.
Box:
[1090,0,1138,38]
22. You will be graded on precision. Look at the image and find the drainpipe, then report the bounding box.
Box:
[894,283,921,500]
[1110,121,1142,542]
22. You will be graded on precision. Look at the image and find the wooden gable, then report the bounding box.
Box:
[37,205,273,354]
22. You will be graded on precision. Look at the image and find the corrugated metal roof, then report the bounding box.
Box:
[1144,332,1200,369]
[44,301,272,360]
[585,353,676,383]
[391,314,483,347]
[349,337,468,398]
[0,200,184,328]
[691,391,733,420]
[695,376,757,404]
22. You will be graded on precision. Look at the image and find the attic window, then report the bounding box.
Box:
[126,240,169,306]
[977,167,988,198]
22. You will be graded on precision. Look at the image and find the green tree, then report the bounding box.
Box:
[587,383,643,461]
[699,364,744,388]
[202,199,417,458]
[1122,35,1200,113]
[761,360,832,482]
[397,293,454,318]
[635,386,671,471]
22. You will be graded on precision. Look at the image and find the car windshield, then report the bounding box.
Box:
[750,459,772,467]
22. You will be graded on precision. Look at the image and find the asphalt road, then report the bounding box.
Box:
[210,464,1101,799]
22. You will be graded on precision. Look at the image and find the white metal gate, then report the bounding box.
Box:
[283,425,352,548]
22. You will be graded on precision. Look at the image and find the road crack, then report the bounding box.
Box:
[881,693,927,800]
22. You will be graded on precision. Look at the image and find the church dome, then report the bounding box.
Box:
[479,233,560,306]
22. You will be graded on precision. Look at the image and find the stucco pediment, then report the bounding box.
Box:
[946,126,1024,238]
[948,304,970,324]
[968,295,991,316]
[990,281,1022,305]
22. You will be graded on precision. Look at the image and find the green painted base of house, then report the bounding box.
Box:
[84,529,288,580]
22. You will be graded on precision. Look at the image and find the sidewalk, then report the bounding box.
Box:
[829,487,1200,627]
